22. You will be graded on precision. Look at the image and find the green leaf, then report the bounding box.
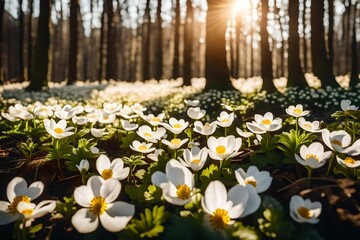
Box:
[250,152,269,169]
[230,222,260,240]
[199,164,220,189]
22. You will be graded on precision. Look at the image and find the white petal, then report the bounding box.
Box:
[72,208,99,233]
[241,186,261,217]
[227,185,248,218]
[204,181,227,213]
[0,211,19,225]
[31,200,56,219]
[151,172,168,187]
[99,201,135,232]
[7,177,27,202]
[101,179,121,203]
[74,186,92,207]
[88,176,104,196]
[96,154,111,174]
[26,181,44,201]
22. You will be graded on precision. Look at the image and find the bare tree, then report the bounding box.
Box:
[105,0,117,80]
[67,0,78,85]
[27,0,33,81]
[26,0,50,91]
[204,0,234,90]
[155,0,163,80]
[183,0,193,86]
[328,0,334,69]
[0,0,4,83]
[260,0,277,92]
[349,2,358,87]
[98,0,105,80]
[287,0,307,87]
[172,0,180,79]
[142,0,151,80]
[18,0,25,82]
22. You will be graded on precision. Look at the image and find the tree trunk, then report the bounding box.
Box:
[172,0,180,79]
[98,0,105,80]
[260,0,277,92]
[302,0,307,73]
[105,0,117,80]
[26,0,50,91]
[67,0,78,85]
[250,0,254,76]
[183,0,193,86]
[142,0,151,81]
[155,0,163,80]
[18,0,25,82]
[27,0,33,81]
[349,3,358,87]
[235,13,241,79]
[328,0,334,71]
[310,0,338,87]
[204,0,234,90]
[287,0,307,87]
[0,0,4,83]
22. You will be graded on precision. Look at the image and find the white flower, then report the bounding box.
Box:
[179,147,208,171]
[16,200,56,222]
[0,177,45,225]
[295,142,332,169]
[54,105,81,120]
[72,176,135,233]
[201,180,260,230]
[187,107,206,120]
[207,135,242,160]
[130,141,155,153]
[33,104,53,118]
[285,104,309,118]
[103,102,121,114]
[98,112,116,124]
[117,105,138,119]
[147,149,164,161]
[44,119,75,139]
[76,159,90,174]
[161,118,189,135]
[235,166,272,193]
[216,111,235,128]
[336,156,360,168]
[86,111,100,123]
[131,103,147,115]
[162,138,189,150]
[184,99,200,107]
[96,155,129,181]
[236,128,253,138]
[151,159,195,205]
[322,129,360,155]
[90,146,100,154]
[289,195,321,224]
[193,121,217,136]
[91,128,109,138]
[72,116,89,125]
[142,113,165,126]
[137,125,166,143]
[1,112,18,122]
[120,119,138,131]
[298,117,322,133]
[341,99,358,111]
[7,104,33,120]
[246,112,282,134]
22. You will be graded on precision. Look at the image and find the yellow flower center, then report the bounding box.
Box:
[331,139,342,147]
[191,159,201,164]
[101,169,113,180]
[138,145,148,151]
[344,157,355,164]
[89,196,107,215]
[144,132,153,137]
[21,208,34,216]
[173,123,182,129]
[293,108,303,114]
[261,119,271,125]
[103,115,109,120]
[297,206,312,219]
[210,208,231,230]
[54,127,64,134]
[8,196,31,214]
[216,145,226,155]
[303,123,312,129]
[171,138,181,145]
[221,119,229,123]
[244,177,257,187]
[151,117,161,122]
[176,184,191,200]
[305,154,319,161]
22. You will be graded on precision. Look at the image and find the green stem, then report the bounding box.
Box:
[81,173,86,185]
[306,167,312,187]
[295,117,299,137]
[55,139,63,178]
[224,127,228,137]
[326,153,335,176]
[25,120,29,132]
[21,219,27,240]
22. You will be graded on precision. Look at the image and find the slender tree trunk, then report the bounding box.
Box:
[204,0,234,90]
[105,0,117,80]
[250,0,254,76]
[310,0,337,87]
[27,0,33,81]
[0,0,4,83]
[260,0,277,92]
[142,0,150,80]
[287,0,307,87]
[183,0,193,86]
[98,0,105,80]
[26,0,50,91]
[172,0,180,79]
[155,0,163,80]
[302,0,307,73]
[328,0,334,71]
[67,0,78,85]
[235,13,241,78]
[18,0,25,82]
[349,3,358,87]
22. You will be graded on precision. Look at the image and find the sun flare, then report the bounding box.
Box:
[233,0,252,14]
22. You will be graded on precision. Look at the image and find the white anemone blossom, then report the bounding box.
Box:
[130,141,155,153]
[235,166,272,193]
[151,159,195,205]
[184,99,200,107]
[201,180,260,230]
[44,119,75,139]
[289,195,321,224]
[179,146,208,171]
[187,107,206,120]
[246,112,282,134]
[72,176,135,233]
[161,118,189,135]
[298,117,322,133]
[91,128,109,138]
[340,99,358,111]
[285,104,309,118]
[142,113,165,126]
[96,154,129,181]
[120,119,138,131]
[0,177,55,225]
[207,135,242,160]
[336,156,360,168]
[322,129,360,156]
[161,138,189,150]
[295,142,332,169]
[193,121,217,136]
[216,111,235,128]
[137,125,166,143]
